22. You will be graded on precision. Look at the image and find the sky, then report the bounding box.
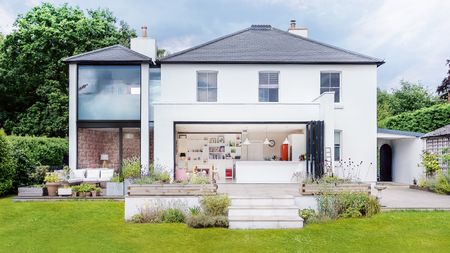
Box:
[1,0,449,92]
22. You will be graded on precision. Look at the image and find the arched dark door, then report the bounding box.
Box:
[379,144,392,181]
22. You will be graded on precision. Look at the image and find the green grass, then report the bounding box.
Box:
[1,197,449,253]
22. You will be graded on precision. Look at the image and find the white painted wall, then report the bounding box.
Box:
[140,64,150,173]
[156,63,378,182]
[392,138,424,184]
[69,64,77,170]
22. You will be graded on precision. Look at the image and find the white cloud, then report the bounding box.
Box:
[0,2,15,34]
[343,0,450,89]
[159,36,197,54]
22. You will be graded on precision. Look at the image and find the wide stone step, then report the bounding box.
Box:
[229,216,303,229]
[230,196,295,207]
[228,206,299,217]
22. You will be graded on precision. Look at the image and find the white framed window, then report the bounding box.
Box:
[197,71,218,102]
[259,71,279,102]
[334,130,342,161]
[320,72,341,103]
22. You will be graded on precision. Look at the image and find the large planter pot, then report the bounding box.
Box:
[106,182,124,196]
[46,183,60,196]
[58,187,72,196]
[18,187,44,197]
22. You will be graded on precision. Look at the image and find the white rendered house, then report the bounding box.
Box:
[65,21,384,183]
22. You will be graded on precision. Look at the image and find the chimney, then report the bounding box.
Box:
[287,19,308,38]
[130,24,157,60]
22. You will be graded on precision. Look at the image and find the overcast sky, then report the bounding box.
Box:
[1,0,449,91]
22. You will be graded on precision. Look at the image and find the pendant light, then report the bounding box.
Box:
[283,137,290,145]
[242,129,251,145]
[263,125,270,145]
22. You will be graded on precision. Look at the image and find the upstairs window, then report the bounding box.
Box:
[259,71,279,102]
[320,72,341,103]
[197,71,217,102]
[78,65,141,120]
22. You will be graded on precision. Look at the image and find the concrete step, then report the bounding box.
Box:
[229,216,303,229]
[228,206,299,217]
[230,196,295,207]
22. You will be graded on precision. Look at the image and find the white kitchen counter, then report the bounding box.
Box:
[235,161,306,183]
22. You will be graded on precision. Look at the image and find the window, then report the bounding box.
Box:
[78,65,141,120]
[320,72,340,103]
[334,131,341,161]
[259,72,279,102]
[197,71,217,102]
[149,68,161,121]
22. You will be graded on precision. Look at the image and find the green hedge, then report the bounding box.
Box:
[378,103,450,133]
[0,130,14,196]
[7,136,68,166]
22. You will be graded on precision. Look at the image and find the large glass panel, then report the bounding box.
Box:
[149,68,161,121]
[197,72,218,102]
[77,128,120,170]
[259,71,279,102]
[78,65,141,120]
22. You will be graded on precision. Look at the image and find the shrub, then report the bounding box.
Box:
[30,166,49,185]
[161,208,185,223]
[130,205,163,223]
[299,208,317,223]
[188,206,201,216]
[190,174,210,184]
[122,157,141,179]
[7,135,68,166]
[201,195,230,216]
[185,214,228,228]
[421,152,440,177]
[433,171,450,194]
[378,103,450,133]
[44,172,60,183]
[0,129,14,196]
[316,191,380,220]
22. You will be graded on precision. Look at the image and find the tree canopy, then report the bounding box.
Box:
[0,3,136,137]
[377,81,439,122]
[437,60,450,102]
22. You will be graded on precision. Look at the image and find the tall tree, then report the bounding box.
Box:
[388,80,438,115]
[0,3,136,137]
[437,60,450,102]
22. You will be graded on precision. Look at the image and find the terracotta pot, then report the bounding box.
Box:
[46,183,60,196]
[72,191,77,197]
[79,192,86,198]
[91,191,97,197]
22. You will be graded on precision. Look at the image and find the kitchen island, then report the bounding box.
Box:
[235,161,306,183]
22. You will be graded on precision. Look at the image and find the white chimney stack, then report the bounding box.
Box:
[287,19,308,38]
[131,25,157,60]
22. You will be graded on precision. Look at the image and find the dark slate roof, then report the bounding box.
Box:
[161,25,384,65]
[63,45,152,63]
[422,124,450,138]
[377,128,424,138]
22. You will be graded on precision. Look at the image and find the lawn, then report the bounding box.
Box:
[0,197,449,253]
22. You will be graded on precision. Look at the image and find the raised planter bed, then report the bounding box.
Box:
[18,186,44,197]
[128,184,217,196]
[300,183,371,195]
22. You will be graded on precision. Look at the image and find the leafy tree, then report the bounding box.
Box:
[377,81,438,122]
[437,60,450,102]
[0,3,136,137]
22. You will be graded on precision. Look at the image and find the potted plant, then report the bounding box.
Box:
[77,183,93,198]
[91,187,101,197]
[122,157,141,195]
[106,174,124,196]
[58,185,72,196]
[71,186,79,197]
[44,172,61,196]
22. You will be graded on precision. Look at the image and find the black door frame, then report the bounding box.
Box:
[306,121,325,179]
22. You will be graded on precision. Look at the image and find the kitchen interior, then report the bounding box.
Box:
[175,123,307,183]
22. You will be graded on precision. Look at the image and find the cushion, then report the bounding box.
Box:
[68,178,83,184]
[86,169,101,179]
[72,169,86,179]
[100,169,114,180]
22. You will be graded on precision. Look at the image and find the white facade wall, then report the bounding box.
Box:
[392,139,424,184]
[155,63,378,182]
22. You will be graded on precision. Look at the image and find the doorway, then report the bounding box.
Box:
[379,144,392,181]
